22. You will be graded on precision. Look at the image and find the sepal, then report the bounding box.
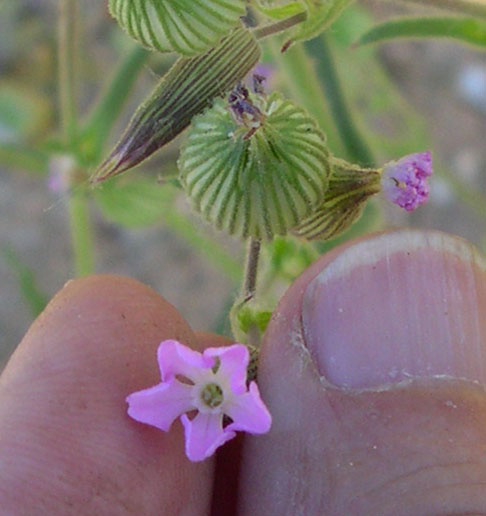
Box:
[294,157,381,240]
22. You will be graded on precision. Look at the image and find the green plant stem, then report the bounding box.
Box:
[58,0,78,146]
[68,188,95,276]
[253,11,307,40]
[305,35,374,166]
[389,0,486,18]
[242,237,261,303]
[241,237,262,348]
[58,0,95,276]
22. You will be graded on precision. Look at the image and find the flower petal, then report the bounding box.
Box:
[181,412,236,462]
[205,344,249,395]
[126,379,193,431]
[157,339,214,382]
[225,382,272,434]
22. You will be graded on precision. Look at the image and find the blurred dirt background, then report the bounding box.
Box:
[1,0,486,369]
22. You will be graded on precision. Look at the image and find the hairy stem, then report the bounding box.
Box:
[253,11,307,40]
[242,237,262,303]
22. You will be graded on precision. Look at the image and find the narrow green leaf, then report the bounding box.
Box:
[94,178,177,227]
[0,83,50,141]
[305,35,374,166]
[265,37,345,156]
[0,143,48,174]
[95,178,241,281]
[356,16,486,48]
[92,26,261,182]
[388,0,486,20]
[2,247,48,317]
[292,0,353,44]
[329,6,486,219]
[255,1,306,20]
[80,45,150,166]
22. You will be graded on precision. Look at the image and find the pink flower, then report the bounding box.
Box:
[126,340,272,461]
[381,151,433,212]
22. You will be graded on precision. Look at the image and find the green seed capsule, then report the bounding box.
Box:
[179,92,331,240]
[92,27,260,183]
[293,158,381,240]
[109,0,246,56]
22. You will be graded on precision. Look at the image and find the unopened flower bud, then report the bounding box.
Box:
[380,151,433,212]
[178,91,331,240]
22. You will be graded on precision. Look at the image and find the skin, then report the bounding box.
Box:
[1,229,486,515]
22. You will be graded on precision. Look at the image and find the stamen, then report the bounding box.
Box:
[200,383,224,408]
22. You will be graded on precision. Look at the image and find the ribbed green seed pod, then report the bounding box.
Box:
[293,158,381,240]
[179,92,331,240]
[92,27,260,183]
[109,0,245,56]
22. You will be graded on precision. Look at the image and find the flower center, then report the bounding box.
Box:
[200,383,224,408]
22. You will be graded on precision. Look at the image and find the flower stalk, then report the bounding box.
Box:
[242,237,262,303]
[241,237,262,349]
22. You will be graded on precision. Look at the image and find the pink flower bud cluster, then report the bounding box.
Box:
[381,151,433,212]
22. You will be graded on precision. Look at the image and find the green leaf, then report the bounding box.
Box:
[94,178,177,227]
[356,16,486,49]
[79,45,150,166]
[2,246,48,317]
[330,5,486,221]
[304,35,374,166]
[234,304,273,335]
[0,143,48,174]
[92,27,261,182]
[109,0,245,56]
[264,37,345,156]
[95,177,242,282]
[266,236,318,279]
[397,0,486,20]
[329,6,432,159]
[291,0,353,45]
[255,1,306,20]
[0,82,50,142]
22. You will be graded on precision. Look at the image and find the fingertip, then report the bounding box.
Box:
[0,274,212,514]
